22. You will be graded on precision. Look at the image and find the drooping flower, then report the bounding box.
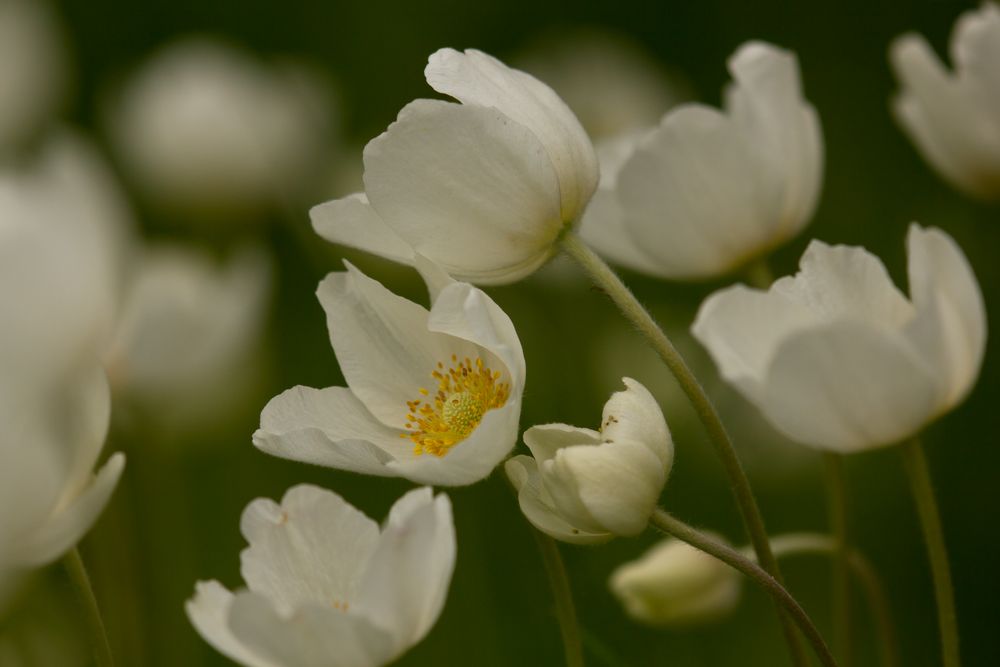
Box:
[692,225,986,452]
[254,259,525,486]
[188,485,455,667]
[311,48,599,284]
[890,3,1000,200]
[579,41,823,281]
[505,378,673,543]
[609,535,741,627]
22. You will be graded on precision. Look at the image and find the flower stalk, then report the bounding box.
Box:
[649,509,838,667]
[63,547,115,667]
[530,528,585,667]
[560,231,808,666]
[824,453,853,667]
[900,438,960,667]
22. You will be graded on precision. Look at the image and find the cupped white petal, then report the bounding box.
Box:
[187,581,276,667]
[363,99,562,284]
[600,378,673,469]
[239,485,380,614]
[355,489,455,650]
[424,48,598,222]
[522,423,602,464]
[252,386,406,475]
[310,194,416,267]
[505,456,611,545]
[952,3,1000,114]
[52,366,112,507]
[903,224,986,409]
[760,321,939,452]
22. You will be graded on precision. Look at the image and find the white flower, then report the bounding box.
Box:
[254,259,525,486]
[0,0,66,152]
[890,3,1000,200]
[187,485,455,667]
[609,535,741,627]
[106,244,271,428]
[505,378,673,543]
[693,225,986,453]
[310,48,599,284]
[107,38,335,218]
[579,41,823,281]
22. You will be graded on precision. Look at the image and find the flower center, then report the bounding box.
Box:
[403,355,510,457]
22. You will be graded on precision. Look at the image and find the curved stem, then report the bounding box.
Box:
[560,232,808,666]
[900,438,960,667]
[649,510,838,667]
[530,528,585,667]
[823,453,852,667]
[63,547,115,667]
[767,534,899,667]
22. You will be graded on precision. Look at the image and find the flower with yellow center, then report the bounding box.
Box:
[254,258,525,486]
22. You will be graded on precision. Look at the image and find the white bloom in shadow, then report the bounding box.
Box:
[311,48,598,284]
[890,3,1000,200]
[580,41,823,280]
[693,225,986,452]
[506,378,673,543]
[188,485,455,667]
[254,260,525,486]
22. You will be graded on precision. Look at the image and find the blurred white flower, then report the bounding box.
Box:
[505,378,673,543]
[188,485,455,667]
[580,41,823,280]
[693,225,986,453]
[311,48,599,284]
[107,38,335,219]
[609,535,741,627]
[106,244,271,428]
[890,3,1000,200]
[0,0,66,153]
[254,259,525,486]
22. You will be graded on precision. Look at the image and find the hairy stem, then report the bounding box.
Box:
[63,547,115,667]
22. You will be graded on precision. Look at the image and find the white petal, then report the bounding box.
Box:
[424,48,598,222]
[760,322,939,452]
[186,581,276,667]
[363,99,562,284]
[904,225,986,409]
[253,386,407,475]
[522,423,602,464]
[504,456,610,545]
[227,592,395,667]
[951,4,1000,118]
[616,105,766,279]
[239,485,380,613]
[52,365,112,506]
[310,193,416,267]
[413,254,456,305]
[317,264,475,429]
[577,188,670,278]
[355,490,455,650]
[600,378,673,470]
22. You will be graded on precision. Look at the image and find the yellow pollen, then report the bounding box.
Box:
[401,355,510,457]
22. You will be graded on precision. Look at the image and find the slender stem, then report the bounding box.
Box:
[650,510,838,667]
[823,453,852,667]
[63,547,115,667]
[768,534,899,667]
[900,438,960,667]
[560,232,809,666]
[530,528,585,667]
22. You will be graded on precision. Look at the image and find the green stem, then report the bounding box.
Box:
[649,510,838,667]
[768,534,899,667]
[560,232,808,666]
[824,453,852,667]
[900,438,960,667]
[63,547,115,667]
[530,529,585,667]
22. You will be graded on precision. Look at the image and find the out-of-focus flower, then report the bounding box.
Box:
[506,378,672,543]
[609,535,741,627]
[188,485,455,667]
[254,259,525,486]
[106,244,271,430]
[693,225,986,453]
[0,0,66,154]
[107,38,335,220]
[580,41,823,281]
[890,3,1000,200]
[515,28,684,142]
[311,48,598,284]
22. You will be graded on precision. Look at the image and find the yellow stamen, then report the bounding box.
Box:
[401,355,510,457]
